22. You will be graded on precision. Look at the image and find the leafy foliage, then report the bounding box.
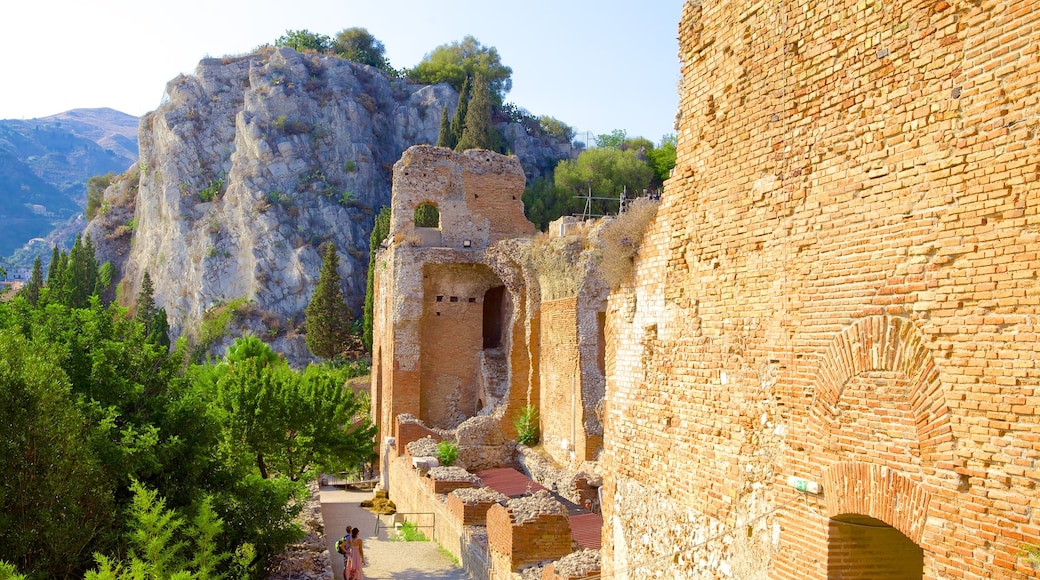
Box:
[514,405,540,446]
[0,331,116,577]
[86,172,115,220]
[0,243,375,578]
[407,36,512,105]
[555,147,655,217]
[306,244,357,360]
[275,29,332,53]
[333,27,393,73]
[435,440,459,467]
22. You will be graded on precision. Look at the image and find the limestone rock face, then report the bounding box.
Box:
[86,47,573,362]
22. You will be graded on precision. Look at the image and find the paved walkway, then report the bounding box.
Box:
[319,486,471,580]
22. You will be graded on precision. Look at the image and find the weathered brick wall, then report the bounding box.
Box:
[420,263,501,428]
[539,297,583,465]
[487,503,573,574]
[603,0,1040,578]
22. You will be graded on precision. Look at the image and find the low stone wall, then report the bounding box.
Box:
[487,491,573,577]
[387,453,490,580]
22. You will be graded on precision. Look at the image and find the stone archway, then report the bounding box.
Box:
[811,316,953,463]
[824,462,929,578]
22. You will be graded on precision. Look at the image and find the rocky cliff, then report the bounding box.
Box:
[86,46,572,362]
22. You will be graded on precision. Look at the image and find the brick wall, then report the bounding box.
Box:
[603,0,1040,578]
[486,504,573,574]
[539,297,583,465]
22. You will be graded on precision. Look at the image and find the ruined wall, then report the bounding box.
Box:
[603,0,1040,578]
[373,146,538,464]
[539,298,583,464]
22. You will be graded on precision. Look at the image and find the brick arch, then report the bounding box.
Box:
[812,315,953,462]
[823,462,931,545]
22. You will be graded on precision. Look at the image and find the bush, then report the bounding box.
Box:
[435,441,458,467]
[514,405,540,446]
[393,521,428,542]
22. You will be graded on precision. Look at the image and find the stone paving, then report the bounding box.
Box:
[319,486,471,580]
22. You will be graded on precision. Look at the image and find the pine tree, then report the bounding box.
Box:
[305,244,354,360]
[450,76,471,147]
[437,105,454,149]
[20,255,44,306]
[136,272,170,348]
[136,272,157,324]
[456,73,495,152]
[46,245,61,286]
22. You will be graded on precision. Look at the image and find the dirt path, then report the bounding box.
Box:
[319,486,471,580]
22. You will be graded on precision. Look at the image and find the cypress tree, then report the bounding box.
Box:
[20,255,44,305]
[46,245,60,286]
[450,76,471,147]
[363,207,392,351]
[136,272,157,325]
[437,105,454,149]
[456,73,495,152]
[305,244,354,360]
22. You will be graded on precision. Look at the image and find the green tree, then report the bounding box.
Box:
[537,116,575,142]
[275,29,332,53]
[596,129,628,149]
[305,244,355,360]
[554,147,655,217]
[18,256,43,306]
[216,339,376,481]
[450,75,471,147]
[333,27,391,72]
[522,175,573,231]
[0,331,116,577]
[86,172,114,221]
[363,207,391,350]
[408,36,512,105]
[456,73,497,152]
[136,272,170,348]
[86,481,230,580]
[437,105,453,148]
[646,134,678,187]
[46,245,61,287]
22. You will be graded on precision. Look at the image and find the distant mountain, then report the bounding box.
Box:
[0,108,138,264]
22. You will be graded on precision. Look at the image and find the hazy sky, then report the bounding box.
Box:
[0,0,685,144]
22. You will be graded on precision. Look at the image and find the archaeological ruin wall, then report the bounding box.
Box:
[601,0,1039,578]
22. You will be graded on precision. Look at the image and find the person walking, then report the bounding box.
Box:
[336,525,353,580]
[345,526,365,580]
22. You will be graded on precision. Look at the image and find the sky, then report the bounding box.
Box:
[0,0,685,145]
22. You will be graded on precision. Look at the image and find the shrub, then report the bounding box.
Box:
[393,521,428,542]
[198,176,225,202]
[597,197,660,290]
[435,441,458,467]
[514,405,540,446]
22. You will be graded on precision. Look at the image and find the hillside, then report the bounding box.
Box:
[86,46,573,363]
[0,108,139,262]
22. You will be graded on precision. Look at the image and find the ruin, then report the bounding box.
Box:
[371,1,1040,578]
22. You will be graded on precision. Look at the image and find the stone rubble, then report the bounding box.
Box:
[508,490,569,525]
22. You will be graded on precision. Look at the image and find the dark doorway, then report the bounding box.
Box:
[828,515,923,579]
[483,286,505,348]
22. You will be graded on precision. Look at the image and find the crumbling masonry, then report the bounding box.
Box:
[371,0,1040,577]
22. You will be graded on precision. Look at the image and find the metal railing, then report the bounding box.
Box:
[373,511,436,540]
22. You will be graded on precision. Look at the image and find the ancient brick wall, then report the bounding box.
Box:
[539,297,583,465]
[603,0,1040,578]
